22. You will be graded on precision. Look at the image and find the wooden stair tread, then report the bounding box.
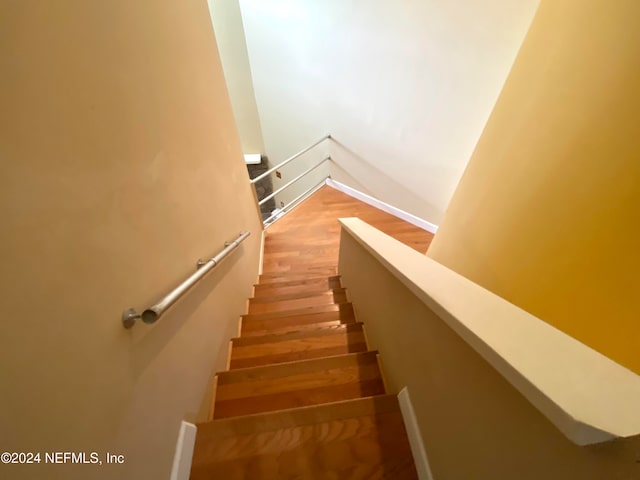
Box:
[214,351,385,418]
[260,273,341,284]
[249,287,347,304]
[242,302,354,322]
[252,282,339,299]
[241,318,358,337]
[232,323,364,346]
[253,274,341,291]
[191,395,417,480]
[240,305,356,336]
[247,289,348,315]
[197,394,402,437]
[229,323,367,368]
[191,414,417,479]
[259,270,338,283]
[217,350,379,385]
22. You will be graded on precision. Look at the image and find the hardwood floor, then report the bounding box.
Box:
[262,186,433,275]
[190,187,422,479]
[228,323,368,369]
[213,351,386,419]
[191,395,417,480]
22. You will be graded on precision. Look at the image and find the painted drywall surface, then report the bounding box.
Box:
[339,217,640,443]
[339,229,640,479]
[0,2,262,479]
[427,0,640,373]
[208,0,265,154]
[238,0,539,223]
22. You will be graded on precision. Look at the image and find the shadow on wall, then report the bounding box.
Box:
[128,249,244,380]
[329,138,441,224]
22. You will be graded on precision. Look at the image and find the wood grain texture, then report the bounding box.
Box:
[247,289,348,314]
[262,185,433,275]
[241,303,356,335]
[192,396,417,479]
[252,275,342,298]
[240,318,358,338]
[230,323,367,369]
[214,352,384,418]
[190,188,421,478]
[196,394,403,438]
[249,287,346,304]
[191,414,417,479]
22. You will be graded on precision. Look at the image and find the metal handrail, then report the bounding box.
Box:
[263,177,328,226]
[122,231,251,329]
[249,133,330,185]
[258,155,331,206]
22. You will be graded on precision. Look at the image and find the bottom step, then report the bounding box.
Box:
[192,395,418,479]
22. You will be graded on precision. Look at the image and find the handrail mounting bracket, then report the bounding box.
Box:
[122,307,141,329]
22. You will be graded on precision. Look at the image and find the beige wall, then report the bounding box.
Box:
[0,2,262,479]
[428,0,640,373]
[208,0,265,154]
[339,229,640,479]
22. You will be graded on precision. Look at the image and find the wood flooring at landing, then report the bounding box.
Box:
[263,186,434,275]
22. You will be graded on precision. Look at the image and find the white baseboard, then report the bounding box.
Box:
[170,421,197,480]
[325,178,438,234]
[258,229,265,276]
[398,387,434,480]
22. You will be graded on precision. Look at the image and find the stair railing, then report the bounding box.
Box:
[121,231,250,329]
[262,177,328,226]
[249,134,330,186]
[258,155,330,207]
[250,134,331,226]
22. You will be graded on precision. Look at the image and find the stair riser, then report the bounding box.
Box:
[252,277,342,298]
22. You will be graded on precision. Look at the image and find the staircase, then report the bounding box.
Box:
[189,272,419,479]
